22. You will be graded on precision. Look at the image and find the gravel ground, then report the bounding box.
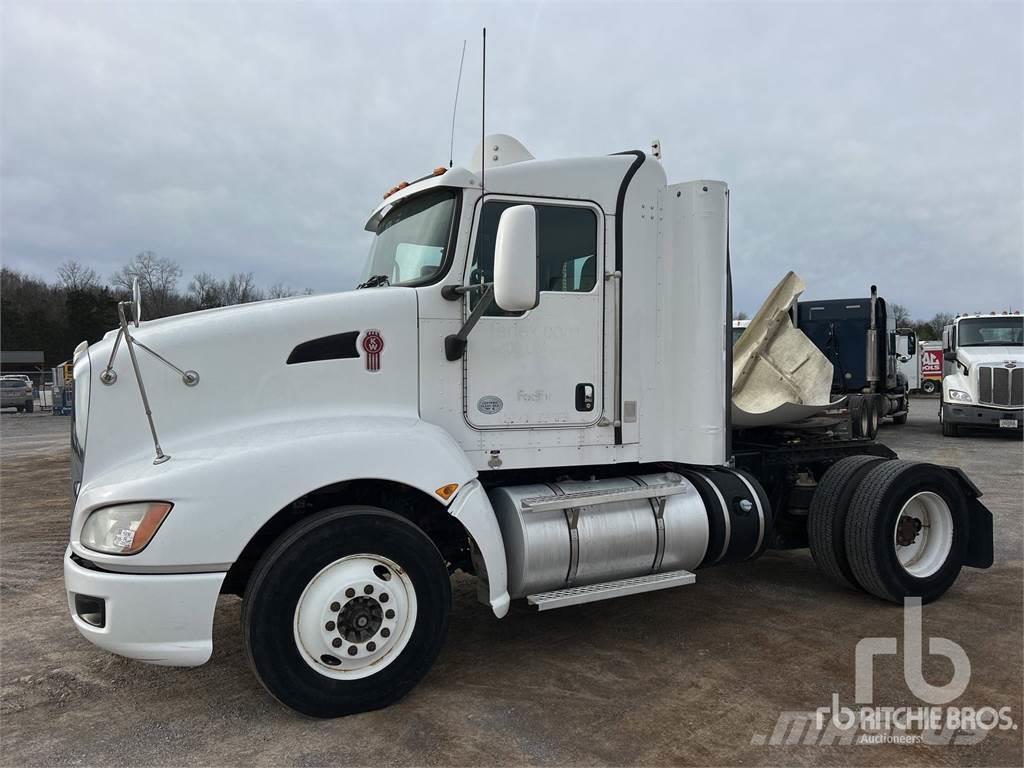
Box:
[1,399,1021,767]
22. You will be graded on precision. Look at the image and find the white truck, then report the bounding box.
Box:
[65,136,994,717]
[940,312,1024,436]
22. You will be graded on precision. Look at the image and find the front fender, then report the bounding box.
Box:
[71,416,478,572]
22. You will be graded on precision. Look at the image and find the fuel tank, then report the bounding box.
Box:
[489,473,711,599]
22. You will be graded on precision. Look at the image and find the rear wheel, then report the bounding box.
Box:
[892,411,908,425]
[844,461,967,603]
[850,398,870,438]
[24,400,33,413]
[921,380,937,394]
[808,455,889,590]
[243,507,451,718]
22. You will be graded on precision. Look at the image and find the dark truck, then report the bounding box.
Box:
[797,286,915,439]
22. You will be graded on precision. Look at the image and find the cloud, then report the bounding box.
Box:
[1,1,1020,318]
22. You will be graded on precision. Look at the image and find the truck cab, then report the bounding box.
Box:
[940,312,1024,435]
[64,135,994,718]
[795,290,916,436]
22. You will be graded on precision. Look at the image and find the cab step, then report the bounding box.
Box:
[526,569,696,611]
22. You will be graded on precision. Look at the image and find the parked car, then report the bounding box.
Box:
[1,376,34,412]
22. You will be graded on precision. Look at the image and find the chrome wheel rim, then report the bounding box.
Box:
[293,554,416,679]
[894,491,953,578]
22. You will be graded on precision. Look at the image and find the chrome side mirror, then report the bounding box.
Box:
[493,205,538,312]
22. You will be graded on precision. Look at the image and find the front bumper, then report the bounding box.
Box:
[64,547,225,666]
[942,403,1023,429]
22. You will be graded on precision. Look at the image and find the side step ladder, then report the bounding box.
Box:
[527,569,696,611]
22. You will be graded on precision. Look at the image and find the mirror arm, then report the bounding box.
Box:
[445,287,495,361]
[441,281,492,301]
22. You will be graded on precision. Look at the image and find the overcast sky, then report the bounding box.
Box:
[2,1,1021,318]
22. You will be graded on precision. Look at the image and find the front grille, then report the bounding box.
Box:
[977,365,1023,407]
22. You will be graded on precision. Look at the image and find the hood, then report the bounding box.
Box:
[957,346,1024,368]
[81,288,420,482]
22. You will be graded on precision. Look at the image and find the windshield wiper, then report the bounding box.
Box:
[357,274,391,289]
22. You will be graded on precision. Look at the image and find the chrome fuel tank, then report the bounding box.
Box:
[489,473,710,599]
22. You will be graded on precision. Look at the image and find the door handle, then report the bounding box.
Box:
[575,383,595,412]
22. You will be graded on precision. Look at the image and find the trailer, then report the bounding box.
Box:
[796,290,916,437]
[63,135,994,717]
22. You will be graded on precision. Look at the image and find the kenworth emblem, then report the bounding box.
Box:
[362,330,384,372]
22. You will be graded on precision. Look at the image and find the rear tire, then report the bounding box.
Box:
[24,400,33,413]
[844,461,967,604]
[243,506,451,718]
[808,455,889,590]
[892,410,908,425]
[922,380,937,394]
[850,398,870,438]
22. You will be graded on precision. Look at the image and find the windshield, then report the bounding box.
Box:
[363,189,458,286]
[958,317,1024,347]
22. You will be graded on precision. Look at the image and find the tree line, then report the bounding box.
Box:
[1,252,310,367]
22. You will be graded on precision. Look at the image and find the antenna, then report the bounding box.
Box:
[449,40,466,168]
[480,27,486,194]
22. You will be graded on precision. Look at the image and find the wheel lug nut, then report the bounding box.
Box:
[332,638,342,648]
[325,621,336,631]
[330,601,340,612]
[345,588,355,598]
[364,585,374,594]
[380,593,389,603]
[381,628,390,638]
[347,646,357,656]
[385,609,395,619]
[366,641,377,652]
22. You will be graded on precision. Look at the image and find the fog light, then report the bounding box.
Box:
[74,593,106,628]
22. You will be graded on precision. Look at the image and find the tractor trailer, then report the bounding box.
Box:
[65,136,993,717]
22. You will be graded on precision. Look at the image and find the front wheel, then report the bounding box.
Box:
[243,507,451,718]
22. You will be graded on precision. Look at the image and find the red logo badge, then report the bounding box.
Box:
[362,330,384,372]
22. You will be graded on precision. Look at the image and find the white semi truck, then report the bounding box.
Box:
[65,136,994,717]
[940,312,1023,436]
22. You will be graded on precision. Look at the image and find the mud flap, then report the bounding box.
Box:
[964,496,994,569]
[941,465,993,569]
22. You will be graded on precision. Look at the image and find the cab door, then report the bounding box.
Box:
[462,198,605,429]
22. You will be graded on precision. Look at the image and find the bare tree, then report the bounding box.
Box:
[189,272,224,309]
[57,260,100,291]
[890,302,912,328]
[266,282,295,299]
[111,251,182,316]
[926,312,955,339]
[222,272,264,305]
[733,311,749,321]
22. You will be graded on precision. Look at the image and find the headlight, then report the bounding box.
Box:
[948,389,973,403]
[80,502,172,555]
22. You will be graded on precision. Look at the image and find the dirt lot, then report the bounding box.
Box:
[1,399,1021,767]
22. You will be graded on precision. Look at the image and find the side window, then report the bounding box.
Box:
[469,202,598,312]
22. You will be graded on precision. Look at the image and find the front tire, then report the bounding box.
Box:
[844,461,967,604]
[243,507,451,718]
